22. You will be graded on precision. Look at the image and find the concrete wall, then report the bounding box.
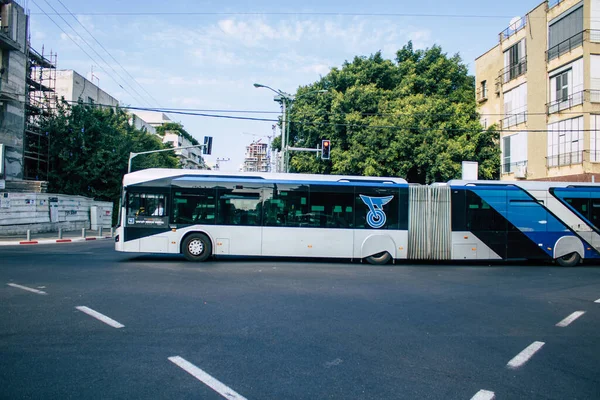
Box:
[0,1,27,181]
[0,192,113,235]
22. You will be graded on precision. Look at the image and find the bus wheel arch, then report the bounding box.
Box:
[181,231,213,262]
[361,234,396,265]
[554,236,584,267]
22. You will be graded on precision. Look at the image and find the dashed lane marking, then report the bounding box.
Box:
[594,298,600,303]
[75,306,124,329]
[168,356,248,400]
[556,311,585,327]
[7,283,47,295]
[470,389,495,400]
[507,341,545,369]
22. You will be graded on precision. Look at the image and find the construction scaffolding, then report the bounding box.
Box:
[23,45,57,181]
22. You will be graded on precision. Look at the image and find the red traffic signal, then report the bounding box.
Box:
[321,139,331,159]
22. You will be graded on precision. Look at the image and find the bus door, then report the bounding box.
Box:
[213,182,265,256]
[124,189,172,252]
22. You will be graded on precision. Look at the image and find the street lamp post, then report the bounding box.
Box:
[127,144,206,173]
[254,83,326,172]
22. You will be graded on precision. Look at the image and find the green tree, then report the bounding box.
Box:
[41,101,179,224]
[286,42,500,183]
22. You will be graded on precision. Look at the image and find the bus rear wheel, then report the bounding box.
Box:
[365,251,392,265]
[183,233,212,262]
[556,252,581,267]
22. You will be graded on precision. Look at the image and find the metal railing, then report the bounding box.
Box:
[498,57,527,84]
[476,86,488,102]
[548,0,563,9]
[546,150,584,168]
[547,90,584,114]
[499,16,526,41]
[500,108,528,129]
[502,160,527,174]
[546,30,600,61]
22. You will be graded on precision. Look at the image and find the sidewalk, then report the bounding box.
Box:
[0,229,114,246]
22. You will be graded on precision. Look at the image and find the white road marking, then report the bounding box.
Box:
[7,283,47,295]
[470,389,495,400]
[594,298,600,303]
[75,306,124,329]
[168,356,247,400]
[506,341,545,369]
[556,311,585,327]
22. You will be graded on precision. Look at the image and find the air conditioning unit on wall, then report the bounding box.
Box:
[514,164,527,179]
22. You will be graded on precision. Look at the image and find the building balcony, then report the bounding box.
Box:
[501,160,527,177]
[546,30,600,62]
[547,151,584,168]
[499,16,526,42]
[0,25,19,50]
[547,90,584,114]
[498,57,527,85]
[586,89,600,103]
[500,107,527,129]
[476,87,488,103]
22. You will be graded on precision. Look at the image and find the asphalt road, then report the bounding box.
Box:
[1,241,600,399]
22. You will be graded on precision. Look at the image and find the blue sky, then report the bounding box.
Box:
[28,0,542,170]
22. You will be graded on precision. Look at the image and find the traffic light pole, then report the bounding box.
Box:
[286,145,322,158]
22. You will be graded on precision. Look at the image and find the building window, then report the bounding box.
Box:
[548,58,583,114]
[481,81,487,98]
[502,132,528,173]
[591,115,600,162]
[547,116,583,167]
[502,83,527,128]
[502,39,526,83]
[548,5,583,61]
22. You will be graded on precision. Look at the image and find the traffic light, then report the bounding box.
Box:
[321,139,331,160]
[203,136,213,155]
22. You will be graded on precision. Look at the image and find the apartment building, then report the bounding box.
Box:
[476,0,600,181]
[53,69,120,108]
[162,131,206,169]
[0,0,27,181]
[242,141,270,172]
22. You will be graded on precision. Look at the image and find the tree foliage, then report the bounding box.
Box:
[41,102,179,223]
[286,42,500,183]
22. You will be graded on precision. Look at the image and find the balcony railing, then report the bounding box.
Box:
[476,87,488,102]
[549,0,563,9]
[547,90,584,114]
[502,160,527,174]
[546,30,600,61]
[499,16,526,42]
[500,107,527,129]
[547,151,583,168]
[498,57,527,84]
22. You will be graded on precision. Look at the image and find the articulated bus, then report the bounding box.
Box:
[115,169,600,267]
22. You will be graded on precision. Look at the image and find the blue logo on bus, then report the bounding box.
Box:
[359,195,394,228]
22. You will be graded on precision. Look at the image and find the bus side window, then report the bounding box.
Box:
[127,193,167,218]
[309,185,354,228]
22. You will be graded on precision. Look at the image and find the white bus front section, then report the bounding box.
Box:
[115,224,409,261]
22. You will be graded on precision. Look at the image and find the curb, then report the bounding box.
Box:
[0,236,113,247]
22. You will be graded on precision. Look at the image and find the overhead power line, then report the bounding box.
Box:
[32,0,152,108]
[54,0,161,107]
[43,99,600,134]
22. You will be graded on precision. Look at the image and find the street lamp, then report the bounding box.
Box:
[127,144,206,173]
[254,83,326,172]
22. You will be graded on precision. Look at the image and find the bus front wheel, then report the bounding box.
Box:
[556,252,581,267]
[365,251,392,265]
[183,234,212,262]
